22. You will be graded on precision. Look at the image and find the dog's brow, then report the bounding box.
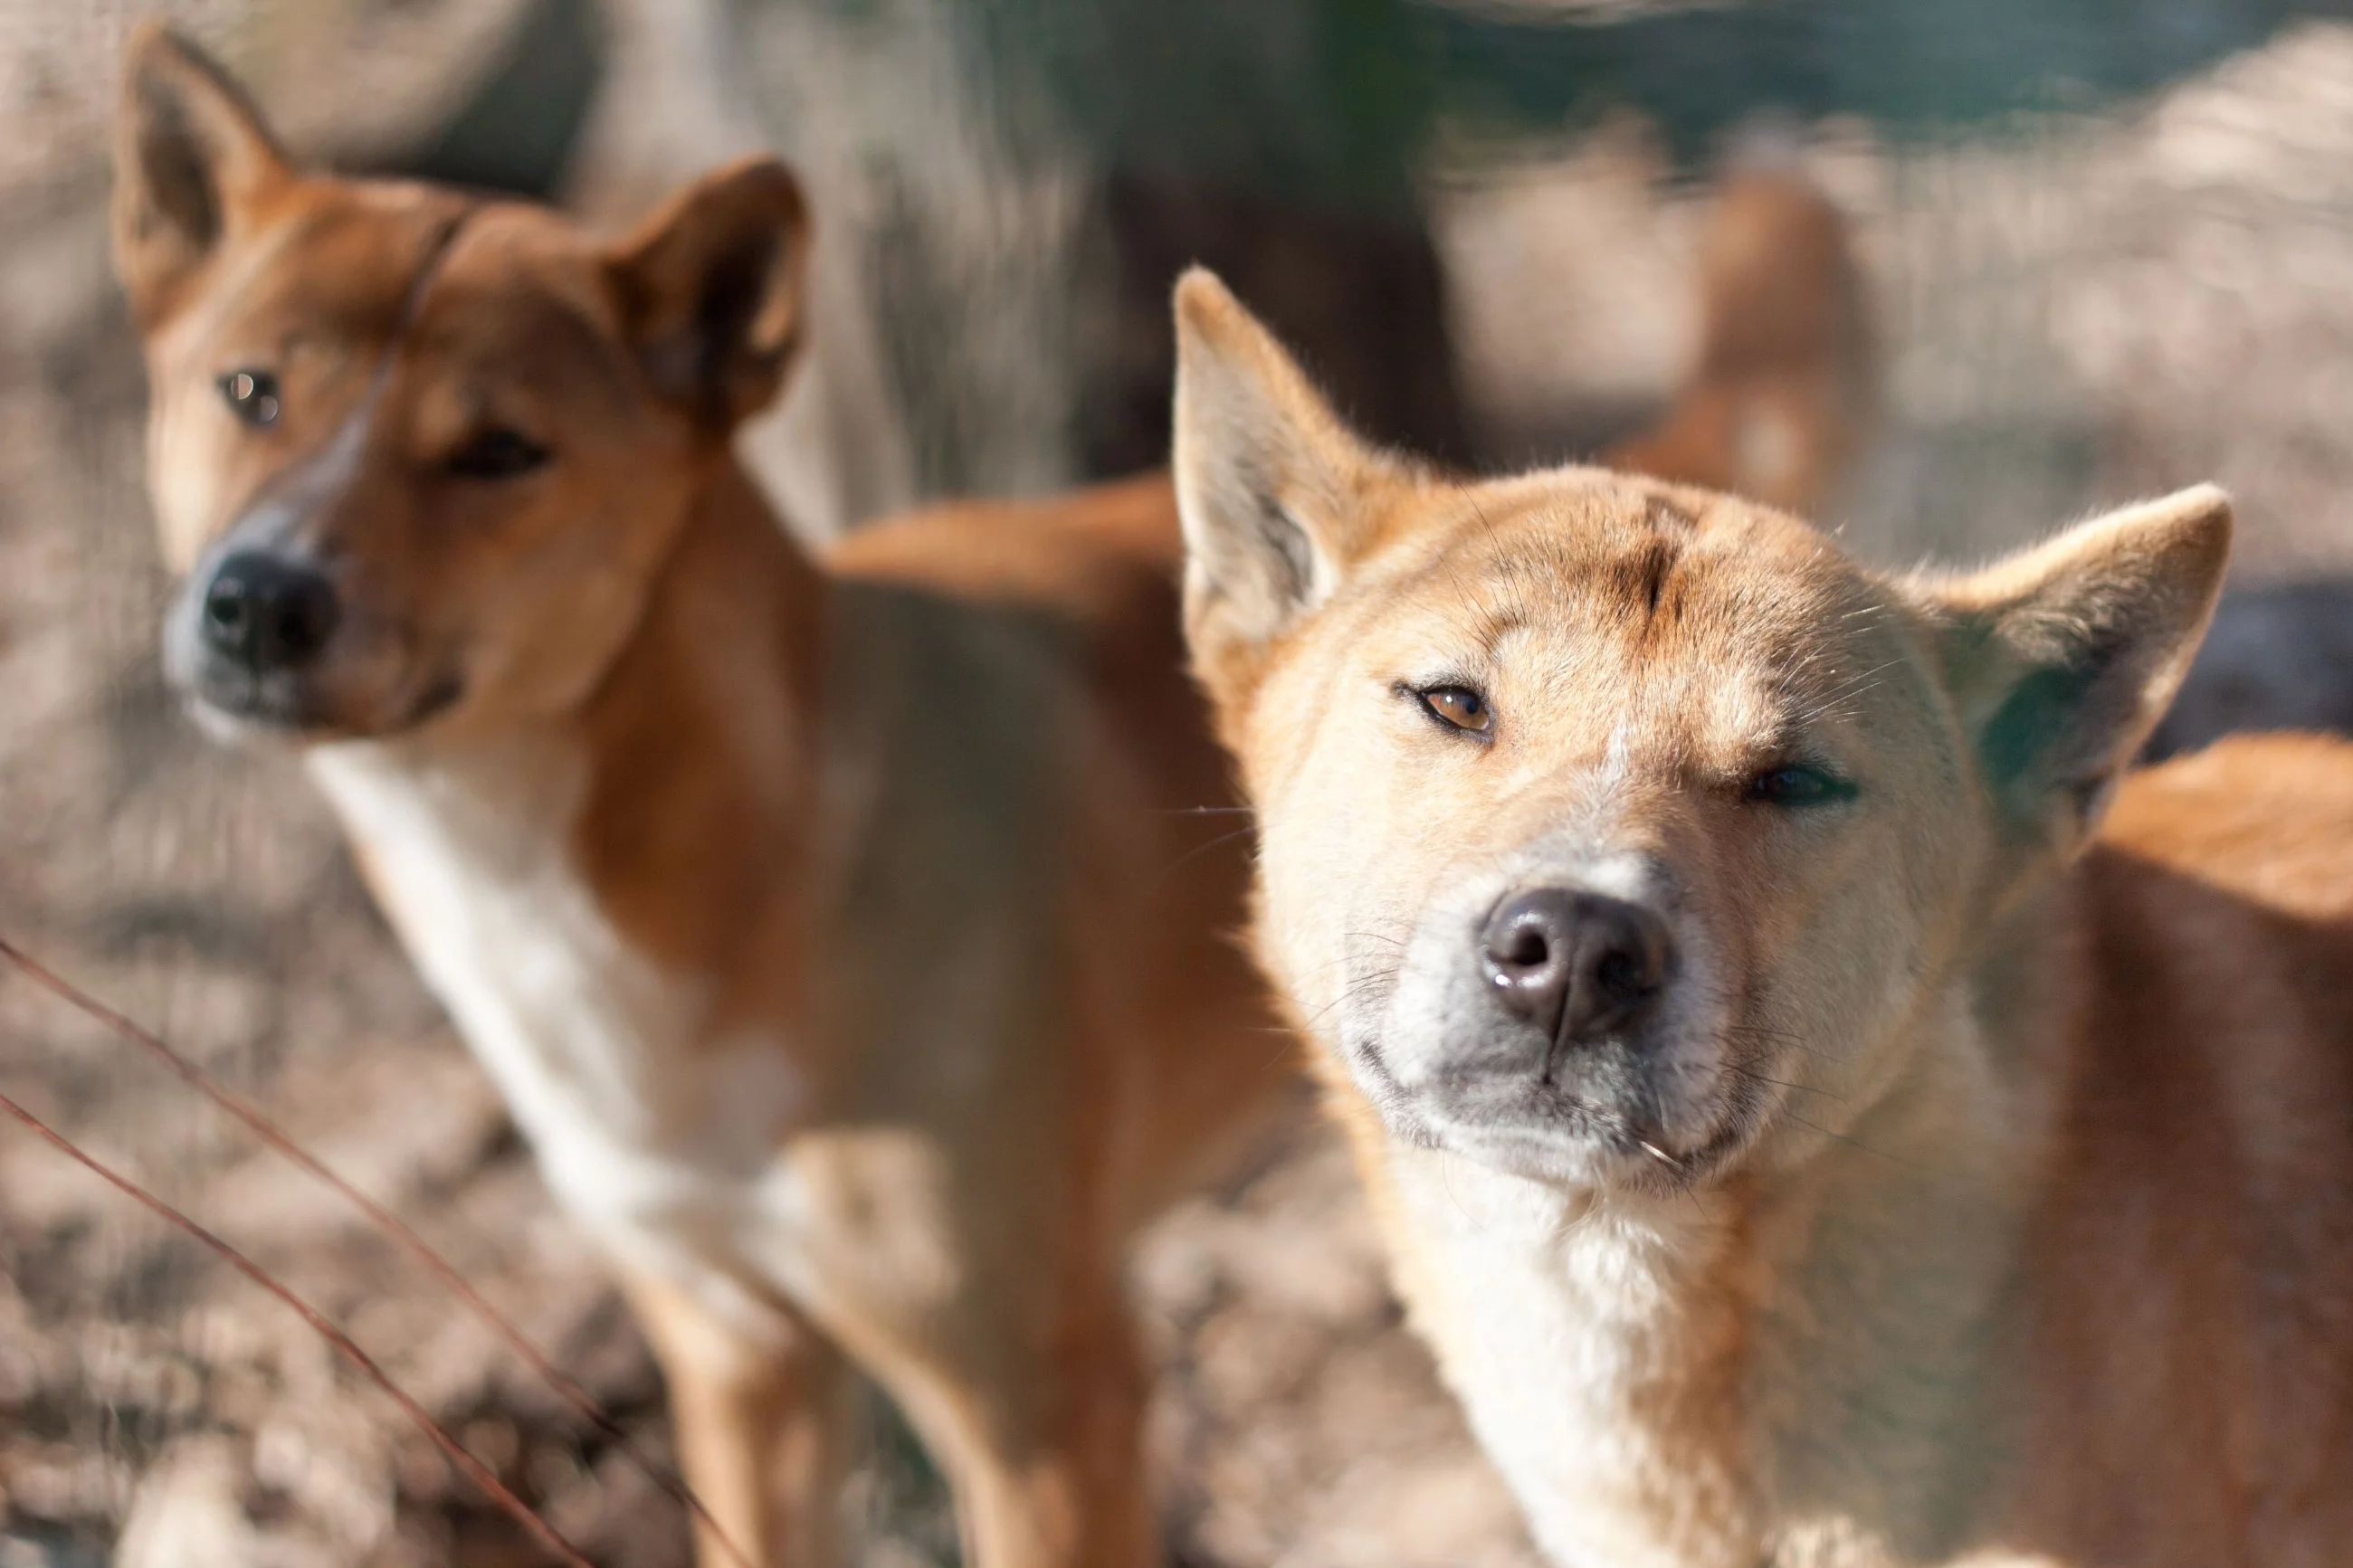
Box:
[395,207,641,406]
[395,209,477,337]
[339,208,478,410]
[354,209,475,418]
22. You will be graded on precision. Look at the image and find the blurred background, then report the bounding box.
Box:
[6,1,2353,1563]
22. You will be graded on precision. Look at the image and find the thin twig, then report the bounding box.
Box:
[0,934,754,1568]
[0,1087,596,1568]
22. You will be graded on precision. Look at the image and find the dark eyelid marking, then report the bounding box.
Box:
[1396,679,1494,739]
[445,424,552,480]
[1744,760,1858,807]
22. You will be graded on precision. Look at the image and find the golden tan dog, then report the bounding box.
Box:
[1172,269,2353,1567]
[115,26,1290,1566]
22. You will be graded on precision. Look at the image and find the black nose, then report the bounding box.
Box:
[1481,888,1671,1046]
[200,553,338,673]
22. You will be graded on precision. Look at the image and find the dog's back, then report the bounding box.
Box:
[2019,731,2353,1562]
[822,473,1282,1220]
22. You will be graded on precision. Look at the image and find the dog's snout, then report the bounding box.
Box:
[1481,889,1670,1045]
[201,552,339,673]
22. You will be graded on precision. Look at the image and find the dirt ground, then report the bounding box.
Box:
[8,8,2353,1568]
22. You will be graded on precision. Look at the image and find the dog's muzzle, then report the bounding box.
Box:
[1481,887,1671,1062]
[198,550,340,676]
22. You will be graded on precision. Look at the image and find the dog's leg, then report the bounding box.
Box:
[931,1295,1158,1568]
[619,1266,856,1568]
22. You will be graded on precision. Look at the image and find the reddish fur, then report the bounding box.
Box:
[116,27,1281,1567]
[2011,735,2353,1563]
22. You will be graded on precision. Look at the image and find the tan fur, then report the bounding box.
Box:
[1172,269,2353,1567]
[116,27,1287,1567]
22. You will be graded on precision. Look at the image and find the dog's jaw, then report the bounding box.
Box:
[1354,985,2034,1568]
[1306,846,1749,1193]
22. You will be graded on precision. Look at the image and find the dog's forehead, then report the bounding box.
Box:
[1348,474,1894,758]
[189,192,622,369]
[431,203,614,299]
[396,207,634,394]
[1384,477,1862,655]
[178,184,469,352]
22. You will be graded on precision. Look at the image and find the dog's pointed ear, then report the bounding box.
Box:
[114,24,293,327]
[1916,485,2231,860]
[605,157,809,432]
[1173,269,1394,691]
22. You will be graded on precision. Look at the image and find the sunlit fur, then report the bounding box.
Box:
[1173,271,2353,1567]
[118,26,1288,1568]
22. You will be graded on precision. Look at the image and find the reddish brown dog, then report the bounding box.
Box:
[116,27,1291,1567]
[1173,262,2353,1566]
[115,20,1871,1564]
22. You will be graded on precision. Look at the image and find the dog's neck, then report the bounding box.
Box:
[567,457,828,984]
[305,455,831,1061]
[1376,977,2055,1568]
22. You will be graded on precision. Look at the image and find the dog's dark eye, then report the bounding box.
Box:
[446,426,551,480]
[219,368,281,427]
[1416,684,1492,735]
[1747,763,1854,807]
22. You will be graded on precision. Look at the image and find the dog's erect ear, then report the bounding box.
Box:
[1172,269,1394,688]
[1917,486,2232,860]
[114,24,292,327]
[605,157,808,432]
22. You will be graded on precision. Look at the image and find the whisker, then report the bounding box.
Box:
[1148,824,1259,893]
[1719,1022,1844,1063]
[1779,1108,1930,1174]
[1719,1062,1847,1104]
[1290,966,1404,1031]
[1815,657,1906,702]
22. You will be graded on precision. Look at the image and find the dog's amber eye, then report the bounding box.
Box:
[1417,684,1492,735]
[219,368,281,427]
[1746,763,1854,807]
[446,426,551,480]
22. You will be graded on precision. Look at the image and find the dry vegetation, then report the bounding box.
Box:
[5,5,2353,1565]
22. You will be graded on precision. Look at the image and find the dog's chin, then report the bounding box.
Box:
[1434,1123,1643,1187]
[179,671,337,742]
[177,666,463,745]
[1377,1059,1730,1191]
[1419,1092,1672,1188]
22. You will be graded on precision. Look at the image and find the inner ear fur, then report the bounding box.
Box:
[114,23,293,328]
[1915,485,2232,859]
[1171,268,1402,692]
[605,157,809,432]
